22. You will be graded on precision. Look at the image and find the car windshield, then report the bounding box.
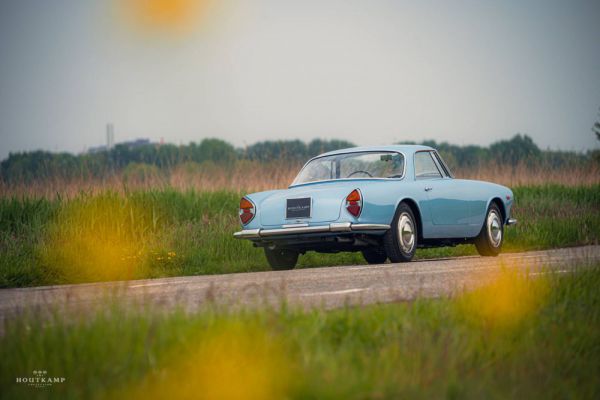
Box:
[292,151,404,185]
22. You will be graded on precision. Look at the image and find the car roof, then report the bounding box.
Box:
[317,144,434,158]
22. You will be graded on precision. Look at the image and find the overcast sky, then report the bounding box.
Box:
[1,0,599,160]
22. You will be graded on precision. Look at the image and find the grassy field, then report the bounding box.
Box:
[0,185,598,288]
[1,265,599,399]
[1,159,599,198]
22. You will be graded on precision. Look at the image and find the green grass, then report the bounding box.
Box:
[1,266,599,399]
[0,185,598,288]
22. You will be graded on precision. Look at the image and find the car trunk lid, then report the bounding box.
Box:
[259,181,363,226]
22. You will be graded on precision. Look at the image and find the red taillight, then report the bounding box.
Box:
[239,197,255,225]
[346,189,362,217]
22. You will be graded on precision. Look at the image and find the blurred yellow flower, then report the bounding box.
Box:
[456,267,549,330]
[116,321,294,400]
[119,0,213,34]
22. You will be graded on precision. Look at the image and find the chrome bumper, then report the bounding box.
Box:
[507,218,517,226]
[233,222,391,239]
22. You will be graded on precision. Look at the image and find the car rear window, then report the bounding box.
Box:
[292,151,404,185]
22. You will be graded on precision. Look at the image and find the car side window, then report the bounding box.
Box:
[414,151,442,179]
[432,151,452,178]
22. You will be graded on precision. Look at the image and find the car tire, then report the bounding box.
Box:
[474,203,503,257]
[264,248,298,270]
[361,248,388,264]
[384,202,417,263]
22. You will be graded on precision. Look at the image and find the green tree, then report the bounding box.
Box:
[489,134,540,164]
[307,139,355,157]
[593,108,600,141]
[244,140,307,162]
[197,138,237,165]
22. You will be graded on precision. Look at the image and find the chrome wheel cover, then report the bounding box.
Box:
[397,212,415,253]
[487,210,502,247]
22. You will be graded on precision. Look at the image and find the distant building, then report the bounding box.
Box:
[87,138,154,154]
[122,138,151,149]
[87,145,108,154]
[86,123,155,154]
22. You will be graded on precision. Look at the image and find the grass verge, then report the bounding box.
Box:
[0,185,598,287]
[1,266,599,399]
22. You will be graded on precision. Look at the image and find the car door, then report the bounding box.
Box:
[414,151,471,238]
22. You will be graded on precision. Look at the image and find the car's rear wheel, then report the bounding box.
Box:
[384,202,417,262]
[362,248,388,264]
[264,248,298,270]
[474,203,503,257]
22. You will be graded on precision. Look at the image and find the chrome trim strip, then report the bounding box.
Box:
[351,224,392,230]
[330,222,352,232]
[281,223,309,228]
[507,218,517,226]
[259,225,331,237]
[233,223,391,239]
[233,229,260,239]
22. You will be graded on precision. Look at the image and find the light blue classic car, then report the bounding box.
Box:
[234,145,516,270]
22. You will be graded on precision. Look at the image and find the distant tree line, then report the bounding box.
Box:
[410,134,589,168]
[0,138,355,183]
[0,134,595,184]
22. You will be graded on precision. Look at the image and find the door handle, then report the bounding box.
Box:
[424,187,433,192]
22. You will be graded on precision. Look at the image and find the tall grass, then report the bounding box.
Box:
[1,159,598,198]
[1,267,599,399]
[0,185,598,288]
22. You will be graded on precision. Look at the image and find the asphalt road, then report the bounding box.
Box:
[1,245,599,330]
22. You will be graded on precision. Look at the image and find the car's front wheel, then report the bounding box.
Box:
[474,203,503,256]
[264,248,298,270]
[383,202,417,262]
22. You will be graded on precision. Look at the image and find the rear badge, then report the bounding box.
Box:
[286,198,311,219]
